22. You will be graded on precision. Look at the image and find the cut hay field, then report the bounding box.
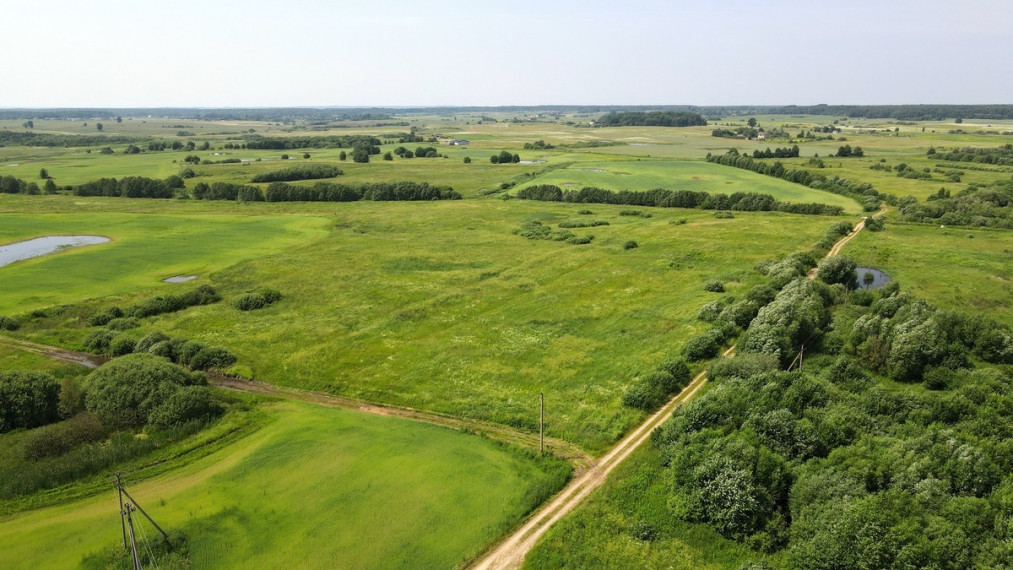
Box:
[0,401,569,570]
[846,222,1013,327]
[510,159,862,213]
[0,211,328,313]
[3,198,843,452]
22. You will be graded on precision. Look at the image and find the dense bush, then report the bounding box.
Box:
[147,386,223,428]
[250,164,342,183]
[816,255,858,288]
[683,326,735,361]
[188,346,238,371]
[19,413,107,460]
[622,357,693,411]
[0,371,62,433]
[623,240,638,250]
[128,285,220,318]
[704,281,725,293]
[87,306,124,326]
[84,354,208,429]
[231,293,267,311]
[0,315,19,331]
[109,335,137,357]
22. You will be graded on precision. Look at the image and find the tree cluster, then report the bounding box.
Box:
[74,176,177,199]
[249,164,342,183]
[752,146,799,159]
[515,184,844,216]
[490,151,520,164]
[192,180,461,203]
[896,180,1013,228]
[0,371,61,433]
[242,134,381,150]
[595,111,707,127]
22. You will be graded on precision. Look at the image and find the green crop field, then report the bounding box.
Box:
[0,401,569,569]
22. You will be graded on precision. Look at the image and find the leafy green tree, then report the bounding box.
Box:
[339,151,347,161]
[0,371,61,432]
[22,120,33,129]
[96,123,103,131]
[84,353,206,429]
[747,118,758,127]
[43,179,58,194]
[463,156,471,164]
[352,147,370,163]
[39,168,49,179]
[817,255,858,288]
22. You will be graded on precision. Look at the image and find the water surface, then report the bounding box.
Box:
[0,235,110,268]
[856,267,891,290]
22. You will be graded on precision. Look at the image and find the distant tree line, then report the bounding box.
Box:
[707,149,892,211]
[515,184,844,215]
[192,180,461,202]
[250,164,342,183]
[595,111,708,127]
[0,131,141,148]
[241,134,382,150]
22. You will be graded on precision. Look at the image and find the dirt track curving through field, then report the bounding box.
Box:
[473,208,885,569]
[0,336,593,470]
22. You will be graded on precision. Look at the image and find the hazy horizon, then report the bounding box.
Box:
[3,0,1010,108]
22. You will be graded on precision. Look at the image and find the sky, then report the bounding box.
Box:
[2,0,1010,108]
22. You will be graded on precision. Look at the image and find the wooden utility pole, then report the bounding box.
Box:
[539,392,544,455]
[115,473,127,549]
[123,503,143,570]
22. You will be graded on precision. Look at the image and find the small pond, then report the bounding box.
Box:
[856,267,891,290]
[0,235,110,268]
[163,275,197,283]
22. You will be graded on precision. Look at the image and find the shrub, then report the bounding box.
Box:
[713,210,734,219]
[566,235,594,245]
[704,281,725,293]
[250,165,341,183]
[0,316,20,331]
[577,209,593,215]
[231,293,267,311]
[178,341,206,367]
[109,335,137,357]
[659,357,692,386]
[557,219,609,228]
[697,301,724,322]
[256,288,282,304]
[106,317,140,331]
[135,331,171,354]
[817,255,858,288]
[148,386,223,428]
[707,353,778,382]
[20,413,107,460]
[128,285,219,318]
[682,328,727,361]
[83,329,117,354]
[188,346,237,371]
[84,354,208,428]
[0,371,61,433]
[624,240,639,250]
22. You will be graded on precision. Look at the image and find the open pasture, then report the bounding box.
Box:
[0,210,327,314]
[0,401,568,569]
[18,198,842,453]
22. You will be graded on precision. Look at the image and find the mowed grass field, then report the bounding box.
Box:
[510,159,862,213]
[4,198,841,452]
[0,210,328,313]
[847,222,1013,327]
[0,401,569,569]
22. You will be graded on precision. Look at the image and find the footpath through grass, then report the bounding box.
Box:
[0,401,570,570]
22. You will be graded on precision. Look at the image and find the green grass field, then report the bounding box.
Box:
[3,196,837,452]
[847,222,1013,327]
[510,159,862,212]
[0,401,569,570]
[0,210,327,313]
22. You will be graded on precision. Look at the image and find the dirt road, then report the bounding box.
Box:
[474,209,884,569]
[0,336,593,470]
